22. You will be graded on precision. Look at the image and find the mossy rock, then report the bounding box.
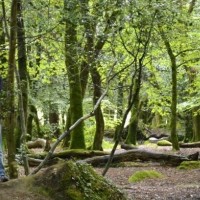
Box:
[128,170,163,183]
[31,161,127,200]
[178,161,200,170]
[157,140,172,146]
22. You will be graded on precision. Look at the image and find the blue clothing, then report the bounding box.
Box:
[0,150,5,176]
[0,124,6,176]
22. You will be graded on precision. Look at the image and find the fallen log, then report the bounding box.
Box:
[28,157,64,167]
[28,149,109,160]
[179,142,200,148]
[78,149,194,167]
[121,143,138,150]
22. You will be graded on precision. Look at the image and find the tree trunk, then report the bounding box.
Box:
[125,89,140,145]
[62,107,71,148]
[15,0,28,152]
[17,0,28,125]
[0,6,7,139]
[159,28,179,150]
[184,112,193,142]
[125,67,142,146]
[91,68,105,150]
[192,108,200,142]
[64,0,85,149]
[6,0,18,178]
[170,57,179,150]
[27,105,41,139]
[116,80,124,119]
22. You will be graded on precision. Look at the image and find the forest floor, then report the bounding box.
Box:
[95,145,200,200]
[0,145,199,200]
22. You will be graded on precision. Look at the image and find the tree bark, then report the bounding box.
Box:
[17,0,28,125]
[159,28,179,150]
[15,0,28,153]
[6,0,18,178]
[91,67,104,150]
[64,0,85,149]
[27,105,41,139]
[125,82,140,145]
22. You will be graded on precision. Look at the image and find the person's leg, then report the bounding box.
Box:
[0,151,8,182]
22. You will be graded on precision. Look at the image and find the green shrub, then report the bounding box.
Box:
[128,170,163,183]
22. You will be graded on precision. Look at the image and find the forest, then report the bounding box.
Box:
[0,0,200,199]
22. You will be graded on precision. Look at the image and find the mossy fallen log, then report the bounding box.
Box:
[179,142,200,148]
[78,149,192,166]
[121,143,138,150]
[27,150,110,167]
[28,149,109,160]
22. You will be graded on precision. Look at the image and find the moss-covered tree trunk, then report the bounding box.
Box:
[125,79,140,145]
[184,111,193,142]
[64,0,85,149]
[116,80,124,119]
[0,7,7,148]
[91,68,104,150]
[6,0,18,178]
[15,0,28,150]
[170,58,179,150]
[184,66,200,142]
[192,107,200,142]
[80,0,105,151]
[159,29,179,150]
[27,105,41,139]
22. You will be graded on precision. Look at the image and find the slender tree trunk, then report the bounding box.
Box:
[17,0,28,124]
[62,107,71,147]
[116,80,124,119]
[15,0,28,151]
[7,0,18,178]
[91,68,104,150]
[27,105,41,139]
[125,78,140,145]
[192,107,200,142]
[159,29,179,150]
[125,100,139,145]
[184,111,193,142]
[64,0,85,149]
[0,6,7,149]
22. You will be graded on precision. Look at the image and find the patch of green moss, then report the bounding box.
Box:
[178,161,200,170]
[66,187,83,200]
[157,140,172,146]
[128,170,163,183]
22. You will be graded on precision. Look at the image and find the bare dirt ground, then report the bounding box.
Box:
[95,146,200,200]
[0,145,199,200]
